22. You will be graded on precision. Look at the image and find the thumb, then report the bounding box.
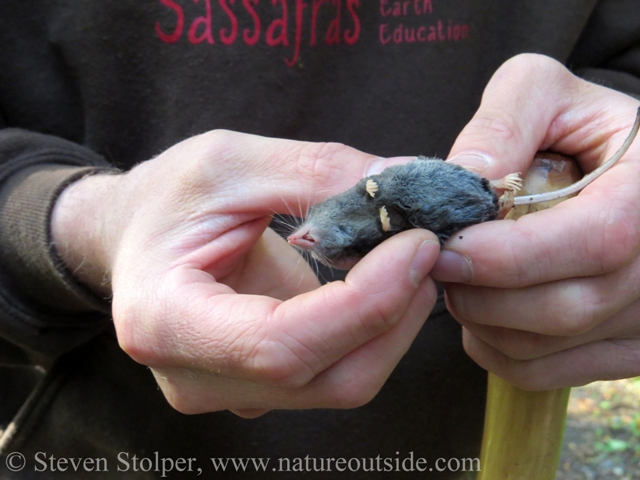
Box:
[445,54,577,179]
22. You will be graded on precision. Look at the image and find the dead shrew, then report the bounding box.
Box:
[287,108,640,269]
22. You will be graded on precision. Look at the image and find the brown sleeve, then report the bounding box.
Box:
[0,129,117,361]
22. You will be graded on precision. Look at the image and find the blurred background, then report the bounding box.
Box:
[557,378,640,480]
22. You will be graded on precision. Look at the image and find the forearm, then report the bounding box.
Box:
[0,129,116,358]
[51,172,123,298]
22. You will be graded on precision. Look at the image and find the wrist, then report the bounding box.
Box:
[51,171,122,297]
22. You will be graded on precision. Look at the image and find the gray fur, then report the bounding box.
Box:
[291,157,499,268]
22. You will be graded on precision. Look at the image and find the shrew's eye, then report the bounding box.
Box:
[335,224,352,237]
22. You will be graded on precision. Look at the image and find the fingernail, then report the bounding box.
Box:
[409,240,440,286]
[447,152,492,174]
[366,156,416,177]
[431,250,474,282]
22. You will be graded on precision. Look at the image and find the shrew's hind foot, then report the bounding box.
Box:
[490,173,523,194]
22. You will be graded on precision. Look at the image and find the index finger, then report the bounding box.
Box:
[433,132,640,288]
[183,129,413,216]
[432,174,640,288]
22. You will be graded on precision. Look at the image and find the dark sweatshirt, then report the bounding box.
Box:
[0,1,639,478]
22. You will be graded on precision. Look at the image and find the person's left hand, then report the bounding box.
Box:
[52,130,438,417]
[431,53,640,390]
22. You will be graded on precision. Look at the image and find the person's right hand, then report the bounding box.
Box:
[431,54,640,391]
[51,131,440,417]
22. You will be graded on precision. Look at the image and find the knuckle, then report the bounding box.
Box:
[331,381,381,409]
[176,130,233,183]
[163,389,200,414]
[596,203,640,272]
[496,53,570,94]
[230,409,270,419]
[112,298,152,365]
[362,301,401,336]
[245,341,316,389]
[152,370,197,414]
[163,388,214,415]
[502,53,565,78]
[498,359,555,391]
[466,110,523,145]
[193,128,237,160]
[505,369,553,392]
[112,283,175,367]
[556,311,598,337]
[550,283,603,336]
[490,329,544,361]
[153,367,228,415]
[330,284,399,334]
[462,330,553,391]
[158,129,239,199]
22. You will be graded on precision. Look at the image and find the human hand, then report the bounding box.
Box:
[431,53,640,390]
[51,132,439,416]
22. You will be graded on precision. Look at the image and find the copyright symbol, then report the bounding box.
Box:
[5,452,26,472]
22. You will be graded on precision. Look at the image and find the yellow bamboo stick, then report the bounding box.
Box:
[477,374,570,479]
[477,153,581,479]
